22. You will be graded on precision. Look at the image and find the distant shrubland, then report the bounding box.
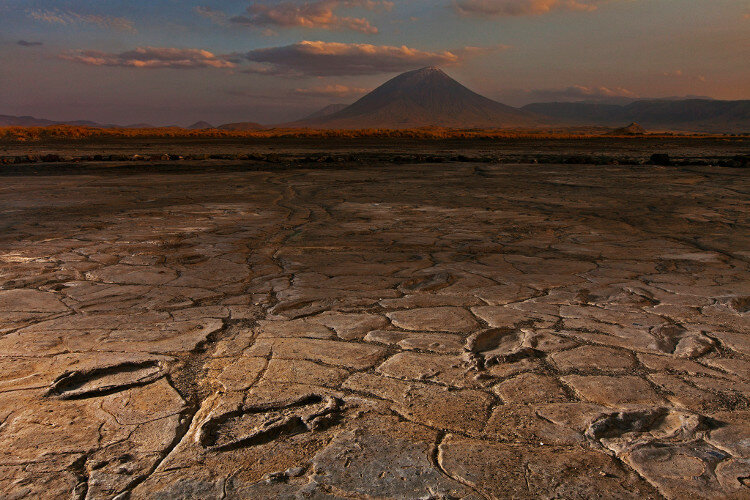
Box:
[0,125,731,142]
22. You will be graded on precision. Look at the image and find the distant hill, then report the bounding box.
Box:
[217,122,266,131]
[123,123,158,129]
[523,99,750,133]
[300,104,349,122]
[291,67,544,129]
[610,122,647,135]
[4,91,747,133]
[0,114,59,127]
[0,114,157,129]
[188,121,215,130]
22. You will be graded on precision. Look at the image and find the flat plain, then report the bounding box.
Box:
[1,137,749,499]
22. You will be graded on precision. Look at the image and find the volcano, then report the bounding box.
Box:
[293,67,544,129]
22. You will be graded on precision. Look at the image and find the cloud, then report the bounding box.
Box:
[455,44,510,56]
[496,85,638,105]
[195,6,229,25]
[17,40,43,47]
[454,0,611,17]
[231,0,393,34]
[57,39,493,76]
[292,84,370,97]
[662,69,707,82]
[60,47,235,69]
[28,9,136,32]
[243,40,465,76]
[528,85,638,101]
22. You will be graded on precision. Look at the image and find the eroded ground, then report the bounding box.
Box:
[1,160,749,499]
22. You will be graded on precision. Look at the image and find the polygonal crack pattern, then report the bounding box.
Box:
[0,159,748,499]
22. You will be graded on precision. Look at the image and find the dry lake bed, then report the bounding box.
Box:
[1,141,749,499]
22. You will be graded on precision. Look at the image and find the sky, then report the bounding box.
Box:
[1,0,748,126]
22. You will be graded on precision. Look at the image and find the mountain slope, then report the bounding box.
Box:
[521,103,625,125]
[188,121,215,129]
[0,114,158,128]
[217,122,266,131]
[1,115,60,127]
[523,99,750,132]
[293,67,543,129]
[301,104,349,122]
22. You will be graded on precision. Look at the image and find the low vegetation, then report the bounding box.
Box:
[0,125,734,142]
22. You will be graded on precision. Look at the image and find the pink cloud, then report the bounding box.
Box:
[292,84,370,97]
[231,0,392,34]
[244,41,463,76]
[454,0,612,17]
[662,70,708,83]
[61,47,235,69]
[495,85,639,105]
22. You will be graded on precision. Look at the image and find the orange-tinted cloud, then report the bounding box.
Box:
[244,41,462,76]
[292,84,370,97]
[662,70,707,83]
[454,0,611,16]
[531,85,637,100]
[61,47,235,69]
[231,1,392,34]
[496,85,638,105]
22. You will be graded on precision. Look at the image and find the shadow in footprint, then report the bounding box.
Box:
[46,360,168,400]
[199,393,343,452]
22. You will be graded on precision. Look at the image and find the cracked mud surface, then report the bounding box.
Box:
[1,159,749,499]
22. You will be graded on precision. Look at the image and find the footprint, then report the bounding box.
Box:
[729,296,750,314]
[399,272,453,293]
[585,406,715,451]
[585,407,729,496]
[198,393,342,452]
[650,324,715,358]
[464,328,540,368]
[46,360,167,400]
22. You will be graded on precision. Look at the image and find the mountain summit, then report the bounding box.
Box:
[294,67,543,129]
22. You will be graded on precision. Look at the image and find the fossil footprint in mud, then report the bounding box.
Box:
[650,324,715,359]
[46,360,168,399]
[585,407,731,495]
[198,393,343,452]
[464,327,541,369]
[585,406,715,450]
[399,272,453,293]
